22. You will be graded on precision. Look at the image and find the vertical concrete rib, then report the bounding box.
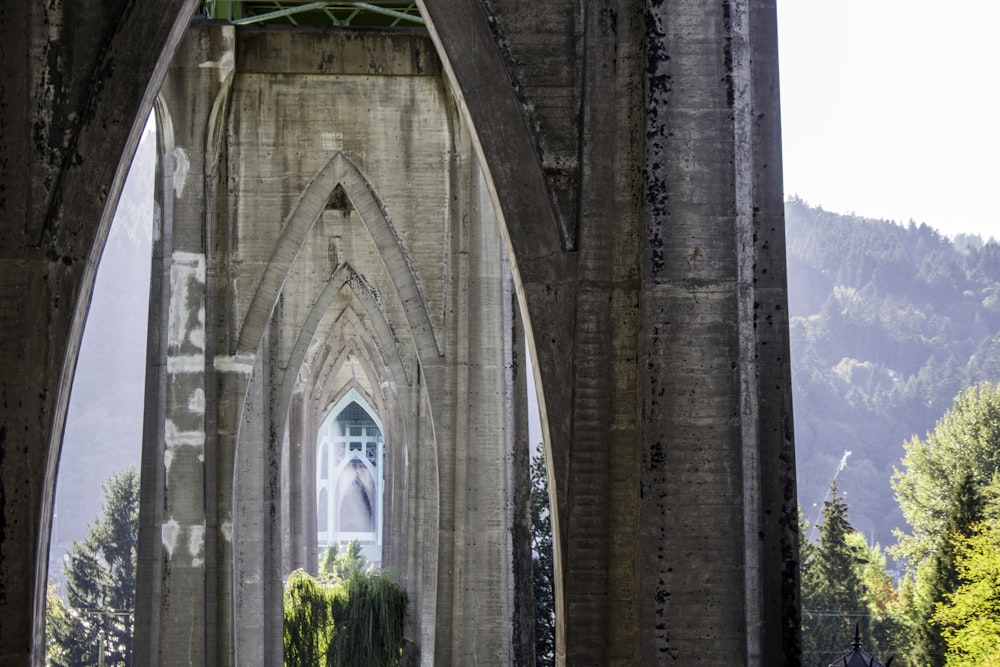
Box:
[641,0,747,662]
[135,23,235,667]
[730,0,765,662]
[134,96,175,667]
[565,2,644,664]
[748,1,801,662]
[459,166,511,664]
[639,0,797,663]
[565,0,613,645]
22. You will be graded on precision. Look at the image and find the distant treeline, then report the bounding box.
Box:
[786,196,1000,546]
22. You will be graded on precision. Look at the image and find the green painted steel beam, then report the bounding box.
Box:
[200,1,423,26]
[232,1,328,24]
[349,2,422,24]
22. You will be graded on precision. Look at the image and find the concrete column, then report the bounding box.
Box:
[640,1,797,663]
[282,390,309,573]
[232,341,283,667]
[135,22,235,667]
[455,166,513,664]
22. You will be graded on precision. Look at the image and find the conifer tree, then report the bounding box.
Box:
[46,468,139,667]
[908,474,985,667]
[933,486,1000,666]
[530,450,555,666]
[802,484,870,666]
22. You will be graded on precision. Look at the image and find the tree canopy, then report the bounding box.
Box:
[801,485,889,665]
[933,495,1000,667]
[283,542,406,667]
[891,383,1000,563]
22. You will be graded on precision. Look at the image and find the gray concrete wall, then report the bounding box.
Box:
[137,23,526,666]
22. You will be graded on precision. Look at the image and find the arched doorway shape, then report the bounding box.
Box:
[316,390,386,567]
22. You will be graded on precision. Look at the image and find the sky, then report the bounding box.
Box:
[776,0,1000,240]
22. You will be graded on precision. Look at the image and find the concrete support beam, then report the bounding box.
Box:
[0,3,197,664]
[135,23,236,667]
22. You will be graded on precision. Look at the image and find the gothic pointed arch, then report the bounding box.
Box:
[314,388,386,565]
[272,262,409,441]
[235,151,440,362]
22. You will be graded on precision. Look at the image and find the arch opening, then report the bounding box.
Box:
[43,112,157,666]
[315,390,386,568]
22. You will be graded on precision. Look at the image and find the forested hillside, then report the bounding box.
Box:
[786,197,1000,548]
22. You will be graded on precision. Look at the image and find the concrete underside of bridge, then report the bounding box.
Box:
[0,2,800,666]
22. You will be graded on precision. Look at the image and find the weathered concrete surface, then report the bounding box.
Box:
[136,24,527,666]
[419,0,798,664]
[134,23,236,666]
[0,2,197,664]
[640,2,799,662]
[1,1,798,665]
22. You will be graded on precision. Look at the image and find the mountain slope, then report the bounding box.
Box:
[786,197,1000,546]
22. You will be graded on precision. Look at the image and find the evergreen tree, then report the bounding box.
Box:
[46,468,139,667]
[530,450,555,666]
[802,484,870,666]
[907,475,984,666]
[844,532,903,659]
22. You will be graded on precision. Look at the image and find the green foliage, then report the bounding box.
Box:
[283,543,406,667]
[891,383,1000,564]
[801,485,871,665]
[933,508,1000,666]
[319,540,365,581]
[844,532,907,657]
[46,585,97,667]
[327,568,406,666]
[284,570,341,667]
[530,449,555,666]
[902,474,987,666]
[46,468,139,667]
[797,378,1000,665]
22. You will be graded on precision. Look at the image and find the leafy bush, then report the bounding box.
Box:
[283,542,406,667]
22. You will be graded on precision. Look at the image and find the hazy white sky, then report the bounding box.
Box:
[776,1,1000,239]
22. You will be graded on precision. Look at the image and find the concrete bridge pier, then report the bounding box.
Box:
[136,22,530,666]
[1,2,800,666]
[419,0,800,663]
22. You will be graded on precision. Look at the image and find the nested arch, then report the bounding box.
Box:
[235,147,440,569]
[294,301,409,570]
[235,151,441,362]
